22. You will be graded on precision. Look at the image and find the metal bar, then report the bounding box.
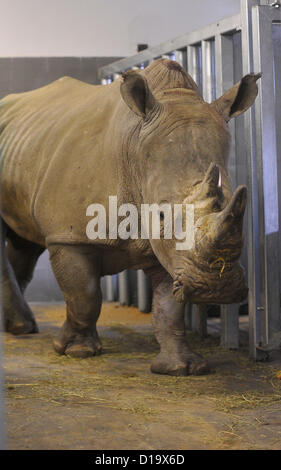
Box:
[215,32,240,349]
[241,0,263,359]
[104,275,116,302]
[220,305,239,349]
[192,305,208,338]
[233,31,249,278]
[118,270,131,306]
[99,14,241,78]
[252,5,281,347]
[202,40,213,102]
[215,33,236,183]
[137,270,152,313]
[272,23,281,294]
[174,50,186,69]
[187,45,202,94]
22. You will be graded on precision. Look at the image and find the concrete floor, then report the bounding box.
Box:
[2,302,281,450]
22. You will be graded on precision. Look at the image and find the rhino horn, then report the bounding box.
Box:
[214,185,247,244]
[220,185,247,222]
[199,162,223,200]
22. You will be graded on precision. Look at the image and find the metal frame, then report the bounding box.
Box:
[98,0,281,358]
[251,4,281,352]
[99,14,241,80]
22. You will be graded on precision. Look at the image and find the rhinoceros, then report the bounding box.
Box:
[0,59,260,376]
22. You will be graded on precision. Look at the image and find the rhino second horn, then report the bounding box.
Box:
[201,162,221,198]
[219,185,247,222]
[214,185,247,244]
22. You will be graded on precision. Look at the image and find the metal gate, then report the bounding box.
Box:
[98,0,281,359]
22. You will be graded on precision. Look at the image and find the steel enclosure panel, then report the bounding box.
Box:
[252,5,281,346]
[241,0,263,359]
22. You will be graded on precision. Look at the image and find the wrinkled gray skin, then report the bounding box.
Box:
[0,59,260,376]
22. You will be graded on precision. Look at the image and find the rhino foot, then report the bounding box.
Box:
[53,322,102,358]
[150,351,210,376]
[4,311,39,336]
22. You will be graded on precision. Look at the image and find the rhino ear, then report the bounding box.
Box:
[212,73,261,121]
[120,71,157,118]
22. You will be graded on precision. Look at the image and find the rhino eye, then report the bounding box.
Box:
[212,200,222,212]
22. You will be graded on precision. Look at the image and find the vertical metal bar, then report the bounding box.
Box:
[104,275,116,302]
[137,270,152,313]
[202,40,213,102]
[240,0,262,359]
[215,32,240,349]
[173,50,184,66]
[186,45,202,331]
[272,23,281,292]
[252,5,281,347]
[233,31,249,279]
[215,34,237,185]
[192,305,208,338]
[118,270,131,306]
[176,49,188,71]
[187,45,202,94]
[220,305,239,349]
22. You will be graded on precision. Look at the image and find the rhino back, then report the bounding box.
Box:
[0,77,123,246]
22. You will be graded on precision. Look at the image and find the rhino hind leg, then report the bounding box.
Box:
[49,245,102,358]
[1,221,41,335]
[6,231,45,293]
[147,267,210,376]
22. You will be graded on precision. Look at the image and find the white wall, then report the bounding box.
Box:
[0,0,240,57]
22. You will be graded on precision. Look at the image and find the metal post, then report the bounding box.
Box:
[272,23,281,292]
[192,305,208,338]
[137,270,152,313]
[202,40,213,102]
[215,33,240,349]
[104,275,117,302]
[252,4,281,348]
[118,270,131,306]
[240,0,264,359]
[174,49,187,70]
[220,305,239,349]
[187,45,202,94]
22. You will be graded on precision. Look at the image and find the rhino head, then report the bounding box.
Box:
[120,59,261,304]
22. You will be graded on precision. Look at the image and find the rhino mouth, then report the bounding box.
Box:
[172,162,248,305]
[172,260,248,305]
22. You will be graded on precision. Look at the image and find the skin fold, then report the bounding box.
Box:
[0,59,260,376]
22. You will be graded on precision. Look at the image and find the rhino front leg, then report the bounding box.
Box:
[49,245,102,358]
[147,268,210,376]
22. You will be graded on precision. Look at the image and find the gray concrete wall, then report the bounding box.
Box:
[0,56,122,302]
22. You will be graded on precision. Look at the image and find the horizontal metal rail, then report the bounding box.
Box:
[99,13,241,79]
